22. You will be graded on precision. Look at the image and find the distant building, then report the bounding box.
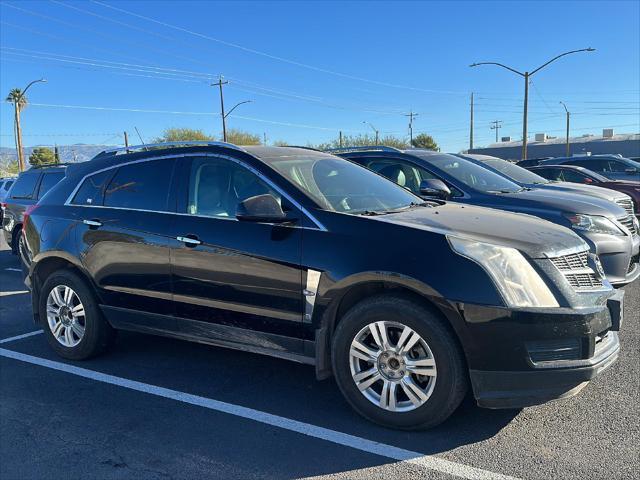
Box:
[468,129,640,160]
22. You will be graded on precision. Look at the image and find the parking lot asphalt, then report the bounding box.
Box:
[1,236,638,480]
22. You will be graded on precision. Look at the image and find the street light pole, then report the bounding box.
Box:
[223,100,252,142]
[362,121,379,145]
[560,101,570,157]
[470,48,594,160]
[10,78,46,171]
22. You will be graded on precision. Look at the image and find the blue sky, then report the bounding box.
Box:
[1,0,639,151]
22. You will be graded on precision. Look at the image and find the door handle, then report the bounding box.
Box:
[177,235,202,247]
[83,219,102,228]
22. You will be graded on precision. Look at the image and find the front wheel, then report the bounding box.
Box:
[332,294,467,430]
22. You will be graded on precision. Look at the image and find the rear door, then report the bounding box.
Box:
[169,154,305,353]
[73,158,177,329]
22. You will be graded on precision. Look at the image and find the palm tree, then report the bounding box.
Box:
[6,88,27,109]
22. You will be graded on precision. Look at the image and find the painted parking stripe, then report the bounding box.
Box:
[0,330,43,344]
[4,268,22,272]
[0,347,517,480]
[0,290,29,297]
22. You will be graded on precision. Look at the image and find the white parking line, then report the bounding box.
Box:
[0,290,29,297]
[0,345,517,480]
[0,330,43,344]
[4,268,22,272]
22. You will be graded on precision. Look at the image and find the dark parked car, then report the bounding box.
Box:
[459,154,635,208]
[22,142,622,430]
[0,176,16,224]
[528,164,640,220]
[539,155,640,182]
[333,147,639,286]
[2,165,66,254]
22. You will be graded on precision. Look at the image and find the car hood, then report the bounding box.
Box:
[542,182,627,202]
[375,202,586,258]
[494,188,628,219]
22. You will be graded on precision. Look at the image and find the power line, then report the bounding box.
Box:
[90,0,468,95]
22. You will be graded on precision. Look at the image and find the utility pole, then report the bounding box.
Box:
[469,92,474,150]
[490,120,503,143]
[211,75,229,141]
[470,48,595,160]
[263,132,267,145]
[404,111,418,145]
[54,145,60,164]
[339,130,343,148]
[124,131,129,152]
[560,101,570,157]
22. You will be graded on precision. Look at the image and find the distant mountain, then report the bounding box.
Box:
[0,144,113,168]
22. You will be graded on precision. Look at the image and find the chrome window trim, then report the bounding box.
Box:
[64,152,328,231]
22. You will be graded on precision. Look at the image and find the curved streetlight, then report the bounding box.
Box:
[222,100,252,141]
[10,78,47,171]
[470,48,594,159]
[362,121,379,145]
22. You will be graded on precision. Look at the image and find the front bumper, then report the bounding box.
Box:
[462,289,623,409]
[580,230,639,286]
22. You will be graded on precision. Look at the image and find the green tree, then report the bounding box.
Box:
[0,160,19,177]
[153,128,214,143]
[311,133,409,150]
[28,147,57,167]
[273,140,289,146]
[226,129,261,145]
[411,133,439,151]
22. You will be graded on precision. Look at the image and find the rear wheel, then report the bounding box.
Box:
[40,270,115,360]
[332,294,467,430]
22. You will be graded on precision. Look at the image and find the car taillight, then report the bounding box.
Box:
[0,202,6,210]
[23,204,40,231]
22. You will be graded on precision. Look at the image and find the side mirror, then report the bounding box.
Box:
[419,179,451,199]
[236,194,290,223]
[625,167,638,174]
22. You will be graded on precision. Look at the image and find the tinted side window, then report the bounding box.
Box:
[607,160,628,172]
[37,172,65,199]
[533,168,561,180]
[104,159,175,211]
[10,172,40,199]
[3,180,14,191]
[559,169,587,182]
[568,159,608,171]
[187,157,281,218]
[71,170,114,206]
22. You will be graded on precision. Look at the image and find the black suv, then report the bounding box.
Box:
[2,164,66,254]
[22,143,622,429]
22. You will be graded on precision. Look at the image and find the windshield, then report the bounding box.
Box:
[266,153,421,214]
[416,153,523,193]
[483,158,549,184]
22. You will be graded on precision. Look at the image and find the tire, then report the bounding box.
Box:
[11,228,21,255]
[332,294,468,430]
[39,270,115,360]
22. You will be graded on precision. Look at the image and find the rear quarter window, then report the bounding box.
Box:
[71,170,115,206]
[10,172,40,199]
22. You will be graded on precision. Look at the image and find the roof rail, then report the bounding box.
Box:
[279,145,322,152]
[30,162,71,169]
[96,141,245,157]
[324,145,403,154]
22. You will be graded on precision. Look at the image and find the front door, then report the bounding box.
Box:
[169,155,304,353]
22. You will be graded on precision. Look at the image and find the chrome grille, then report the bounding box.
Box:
[618,215,637,236]
[550,250,604,290]
[550,251,589,271]
[615,197,635,217]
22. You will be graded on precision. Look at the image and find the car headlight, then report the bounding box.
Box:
[564,214,625,236]
[448,236,559,308]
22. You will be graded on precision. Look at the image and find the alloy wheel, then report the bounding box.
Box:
[349,321,437,412]
[46,285,86,348]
